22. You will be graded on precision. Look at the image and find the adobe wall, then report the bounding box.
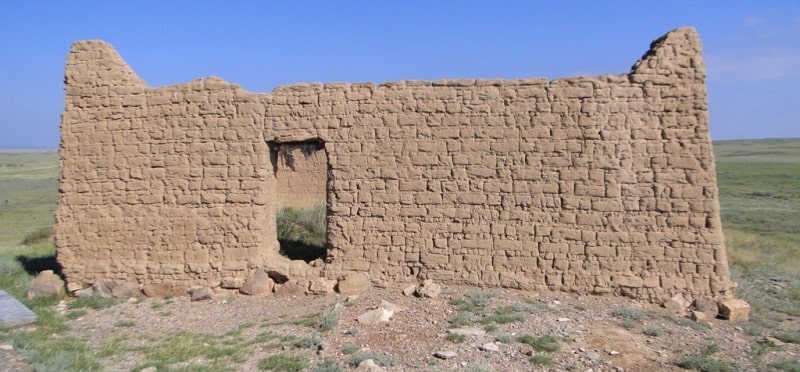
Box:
[271,142,327,209]
[55,27,735,302]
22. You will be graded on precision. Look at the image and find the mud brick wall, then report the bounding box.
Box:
[271,142,328,209]
[56,27,735,302]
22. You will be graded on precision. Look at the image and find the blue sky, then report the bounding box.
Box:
[1,1,798,148]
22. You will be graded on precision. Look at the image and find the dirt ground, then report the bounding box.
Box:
[5,284,800,371]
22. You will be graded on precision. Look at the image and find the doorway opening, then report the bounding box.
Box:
[268,140,328,263]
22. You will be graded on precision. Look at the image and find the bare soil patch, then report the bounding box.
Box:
[7,285,788,371]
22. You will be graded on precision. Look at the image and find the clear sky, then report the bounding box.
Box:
[1,1,798,148]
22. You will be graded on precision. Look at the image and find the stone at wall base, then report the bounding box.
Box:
[309,278,336,294]
[142,283,174,298]
[693,297,719,319]
[240,270,275,296]
[275,281,306,297]
[27,270,65,299]
[718,298,750,321]
[189,287,214,301]
[111,281,141,298]
[662,293,691,315]
[337,273,371,294]
[415,279,441,298]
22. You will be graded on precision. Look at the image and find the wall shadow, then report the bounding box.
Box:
[16,254,61,275]
[278,240,327,263]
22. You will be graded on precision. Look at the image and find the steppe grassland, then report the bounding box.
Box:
[714,139,800,333]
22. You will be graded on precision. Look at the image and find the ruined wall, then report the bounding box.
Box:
[271,142,328,209]
[56,27,735,301]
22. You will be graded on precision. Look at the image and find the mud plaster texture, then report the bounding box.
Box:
[55,27,734,303]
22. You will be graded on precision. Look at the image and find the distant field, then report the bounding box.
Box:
[0,151,58,248]
[714,139,800,272]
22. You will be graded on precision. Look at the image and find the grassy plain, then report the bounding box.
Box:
[713,139,800,334]
[0,139,798,369]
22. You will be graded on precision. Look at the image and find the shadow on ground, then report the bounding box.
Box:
[16,254,60,275]
[278,240,326,263]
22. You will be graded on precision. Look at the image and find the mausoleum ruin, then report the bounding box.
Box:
[55,27,735,302]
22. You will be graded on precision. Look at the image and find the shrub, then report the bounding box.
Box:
[530,354,555,365]
[449,312,472,327]
[68,296,121,310]
[445,333,466,343]
[258,354,307,371]
[516,334,560,352]
[22,227,52,245]
[317,307,340,332]
[348,352,395,367]
[677,354,734,372]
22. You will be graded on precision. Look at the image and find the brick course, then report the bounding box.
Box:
[55,27,735,302]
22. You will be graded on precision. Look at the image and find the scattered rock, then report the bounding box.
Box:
[240,270,275,296]
[337,273,371,294]
[111,281,141,298]
[309,278,337,295]
[86,282,113,298]
[449,327,486,337]
[402,285,417,296]
[586,351,603,363]
[355,359,385,372]
[415,279,441,298]
[142,283,173,298]
[346,295,359,302]
[379,300,405,313]
[189,287,214,302]
[718,298,750,321]
[479,342,499,352]
[65,281,83,293]
[662,293,690,314]
[274,281,306,297]
[557,317,571,322]
[434,350,457,359]
[690,310,707,322]
[765,336,785,346]
[140,367,157,372]
[27,270,65,299]
[357,307,393,325]
[693,297,719,318]
[220,277,245,289]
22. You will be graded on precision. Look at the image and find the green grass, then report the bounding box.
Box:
[516,334,560,352]
[480,305,524,325]
[449,290,493,312]
[258,354,308,371]
[347,351,395,368]
[713,139,800,337]
[769,360,800,372]
[643,326,667,337]
[68,296,122,310]
[611,307,646,329]
[449,312,473,327]
[445,333,466,343]
[317,306,340,332]
[677,343,733,372]
[312,357,343,372]
[529,354,555,365]
[276,205,327,262]
[0,152,58,248]
[137,331,245,364]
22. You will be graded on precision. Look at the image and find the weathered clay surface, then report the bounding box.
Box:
[55,27,733,302]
